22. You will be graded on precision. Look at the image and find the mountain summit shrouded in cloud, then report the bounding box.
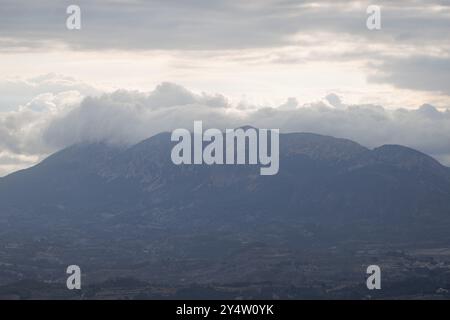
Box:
[1,79,450,176]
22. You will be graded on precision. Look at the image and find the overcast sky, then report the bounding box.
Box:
[0,0,450,175]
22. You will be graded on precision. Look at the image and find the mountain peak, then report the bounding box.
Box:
[236,125,258,131]
[372,144,448,174]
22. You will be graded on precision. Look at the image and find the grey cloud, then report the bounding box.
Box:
[43,83,233,148]
[278,97,299,110]
[2,1,450,96]
[145,82,229,109]
[0,90,83,158]
[0,73,100,112]
[325,93,345,109]
[1,0,449,51]
[368,56,450,95]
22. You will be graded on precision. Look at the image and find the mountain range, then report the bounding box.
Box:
[1,129,450,298]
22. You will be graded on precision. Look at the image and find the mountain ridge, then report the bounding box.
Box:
[1,130,449,229]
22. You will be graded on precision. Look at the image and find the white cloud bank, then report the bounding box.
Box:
[1,79,450,176]
[0,73,101,112]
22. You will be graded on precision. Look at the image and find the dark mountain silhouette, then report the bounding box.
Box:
[1,131,449,232]
[2,130,450,299]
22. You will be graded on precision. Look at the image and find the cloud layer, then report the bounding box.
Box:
[2,79,450,176]
[1,0,450,97]
[1,0,449,51]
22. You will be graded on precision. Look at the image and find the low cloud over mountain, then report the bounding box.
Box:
[1,77,450,176]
